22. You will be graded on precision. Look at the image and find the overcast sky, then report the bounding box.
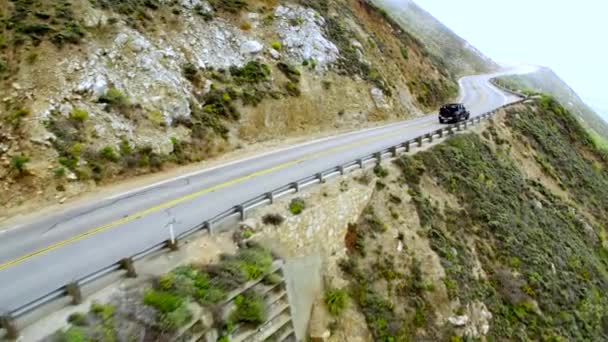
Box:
[402,0,607,119]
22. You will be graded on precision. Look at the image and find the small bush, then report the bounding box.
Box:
[0,58,7,73]
[262,213,285,226]
[373,164,389,178]
[11,154,30,174]
[289,198,306,215]
[262,273,282,286]
[70,108,89,122]
[271,41,282,50]
[230,61,270,84]
[143,289,183,313]
[99,88,128,108]
[231,291,267,325]
[100,146,119,162]
[67,312,88,326]
[285,81,301,96]
[277,62,300,82]
[240,22,252,30]
[54,167,66,178]
[90,303,115,321]
[325,288,348,316]
[182,63,198,81]
[400,47,409,59]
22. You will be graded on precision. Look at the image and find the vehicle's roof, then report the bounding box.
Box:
[443,103,462,106]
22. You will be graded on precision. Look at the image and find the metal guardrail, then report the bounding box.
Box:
[0,98,528,339]
[489,78,530,99]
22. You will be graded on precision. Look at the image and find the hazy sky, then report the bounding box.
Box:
[399,0,607,118]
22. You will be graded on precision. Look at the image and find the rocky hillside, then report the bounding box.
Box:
[0,0,464,218]
[372,0,498,76]
[335,97,608,341]
[493,67,608,150]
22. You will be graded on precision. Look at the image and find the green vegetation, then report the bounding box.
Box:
[100,146,119,162]
[373,164,388,178]
[288,198,306,215]
[270,41,282,50]
[324,288,348,316]
[99,88,129,111]
[284,81,301,97]
[69,108,88,122]
[277,62,301,83]
[392,98,608,340]
[208,0,248,13]
[400,46,409,59]
[230,291,267,325]
[493,69,608,154]
[10,154,30,174]
[229,61,271,85]
[262,213,285,226]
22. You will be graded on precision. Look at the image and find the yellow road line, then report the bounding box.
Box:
[0,120,432,271]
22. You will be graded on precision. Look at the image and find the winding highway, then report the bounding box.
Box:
[0,70,521,315]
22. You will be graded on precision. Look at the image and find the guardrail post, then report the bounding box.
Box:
[357,159,364,169]
[203,221,212,232]
[1,315,18,339]
[404,141,410,152]
[374,152,382,165]
[66,282,83,305]
[166,238,179,251]
[338,165,345,175]
[266,192,274,204]
[456,123,461,131]
[292,182,301,193]
[437,129,443,138]
[463,121,468,129]
[236,205,245,220]
[447,126,454,135]
[416,136,423,147]
[390,146,398,157]
[427,133,433,143]
[120,258,137,278]
[316,172,325,184]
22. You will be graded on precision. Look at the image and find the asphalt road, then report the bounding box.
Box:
[0,71,521,314]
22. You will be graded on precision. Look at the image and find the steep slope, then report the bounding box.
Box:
[493,67,608,149]
[0,0,462,217]
[372,0,498,76]
[337,98,608,340]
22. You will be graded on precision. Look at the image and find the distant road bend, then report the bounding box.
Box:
[0,70,522,314]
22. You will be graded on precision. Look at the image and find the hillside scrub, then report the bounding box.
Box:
[340,98,608,341]
[396,100,608,340]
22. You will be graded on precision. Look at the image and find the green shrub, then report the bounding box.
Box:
[230,61,270,84]
[231,291,267,325]
[271,41,282,50]
[67,312,88,326]
[99,88,128,108]
[325,288,348,316]
[373,164,388,178]
[262,213,285,226]
[289,198,306,215]
[209,0,248,13]
[400,47,409,59]
[90,303,114,321]
[11,154,30,174]
[285,81,301,96]
[0,58,7,73]
[277,62,301,83]
[262,273,282,286]
[100,146,119,162]
[143,289,183,313]
[54,167,66,178]
[182,63,198,81]
[54,326,87,342]
[160,302,192,330]
[70,108,89,122]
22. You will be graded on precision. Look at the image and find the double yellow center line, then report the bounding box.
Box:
[0,120,432,271]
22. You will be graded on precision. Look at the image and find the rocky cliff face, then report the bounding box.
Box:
[0,0,463,217]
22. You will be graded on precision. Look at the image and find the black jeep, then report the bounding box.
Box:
[439,103,470,124]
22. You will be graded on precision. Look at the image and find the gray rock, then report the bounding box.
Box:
[240,40,264,55]
[274,5,339,69]
[449,315,469,327]
[269,48,281,60]
[370,87,390,109]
